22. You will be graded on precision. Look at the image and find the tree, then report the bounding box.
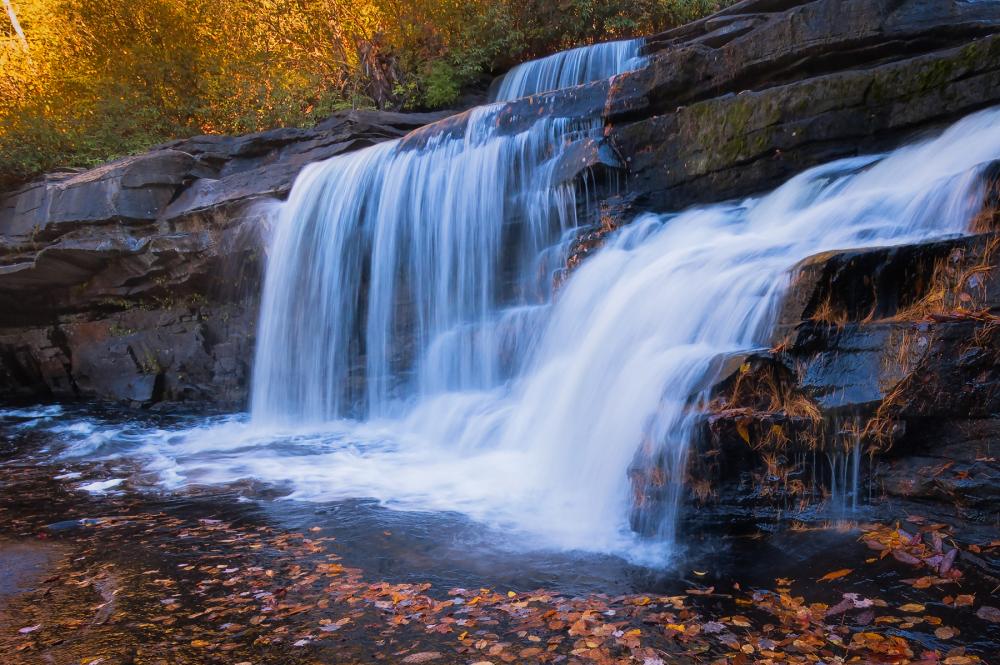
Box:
[3,0,28,50]
[0,0,733,188]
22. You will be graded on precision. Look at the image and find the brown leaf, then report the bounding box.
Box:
[976,605,1000,623]
[892,550,922,566]
[939,548,957,575]
[402,652,442,663]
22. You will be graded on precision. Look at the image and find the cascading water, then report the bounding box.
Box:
[491,38,644,101]
[239,106,1000,557]
[251,107,595,424]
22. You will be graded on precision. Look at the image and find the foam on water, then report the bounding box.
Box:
[24,107,1000,562]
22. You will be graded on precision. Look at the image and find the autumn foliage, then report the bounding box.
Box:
[0,0,730,188]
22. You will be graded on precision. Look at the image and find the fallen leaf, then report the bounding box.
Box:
[818,568,853,582]
[18,625,40,634]
[976,606,1000,623]
[934,626,956,639]
[899,603,926,613]
[939,548,957,575]
[892,550,922,566]
[736,420,751,444]
[402,652,442,663]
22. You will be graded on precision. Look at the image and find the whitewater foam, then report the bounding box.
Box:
[34,106,1000,562]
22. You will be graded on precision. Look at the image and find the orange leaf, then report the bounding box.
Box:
[818,568,853,582]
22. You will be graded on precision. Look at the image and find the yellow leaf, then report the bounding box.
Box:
[736,420,751,444]
[899,603,925,613]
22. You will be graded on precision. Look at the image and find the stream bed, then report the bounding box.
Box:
[1,405,997,664]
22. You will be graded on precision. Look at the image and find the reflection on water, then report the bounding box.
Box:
[0,404,880,597]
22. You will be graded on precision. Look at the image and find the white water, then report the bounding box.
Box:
[251,107,593,423]
[60,106,991,561]
[7,38,994,553]
[492,39,644,101]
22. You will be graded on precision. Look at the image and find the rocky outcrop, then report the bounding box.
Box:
[681,221,1000,537]
[0,111,450,405]
[2,0,1000,411]
[607,0,1000,212]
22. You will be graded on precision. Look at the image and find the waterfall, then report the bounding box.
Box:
[245,74,1000,553]
[252,107,600,424]
[491,39,644,101]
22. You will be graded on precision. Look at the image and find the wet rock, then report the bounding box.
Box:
[0,539,64,610]
[878,421,1000,512]
[609,0,1000,212]
[0,110,450,406]
[679,228,1000,526]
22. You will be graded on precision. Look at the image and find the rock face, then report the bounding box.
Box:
[2,0,1000,421]
[0,111,450,406]
[683,219,1000,537]
[607,0,1000,212]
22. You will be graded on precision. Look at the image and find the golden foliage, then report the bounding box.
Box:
[0,0,735,186]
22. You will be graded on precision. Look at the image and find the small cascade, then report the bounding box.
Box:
[825,435,863,514]
[491,39,644,101]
